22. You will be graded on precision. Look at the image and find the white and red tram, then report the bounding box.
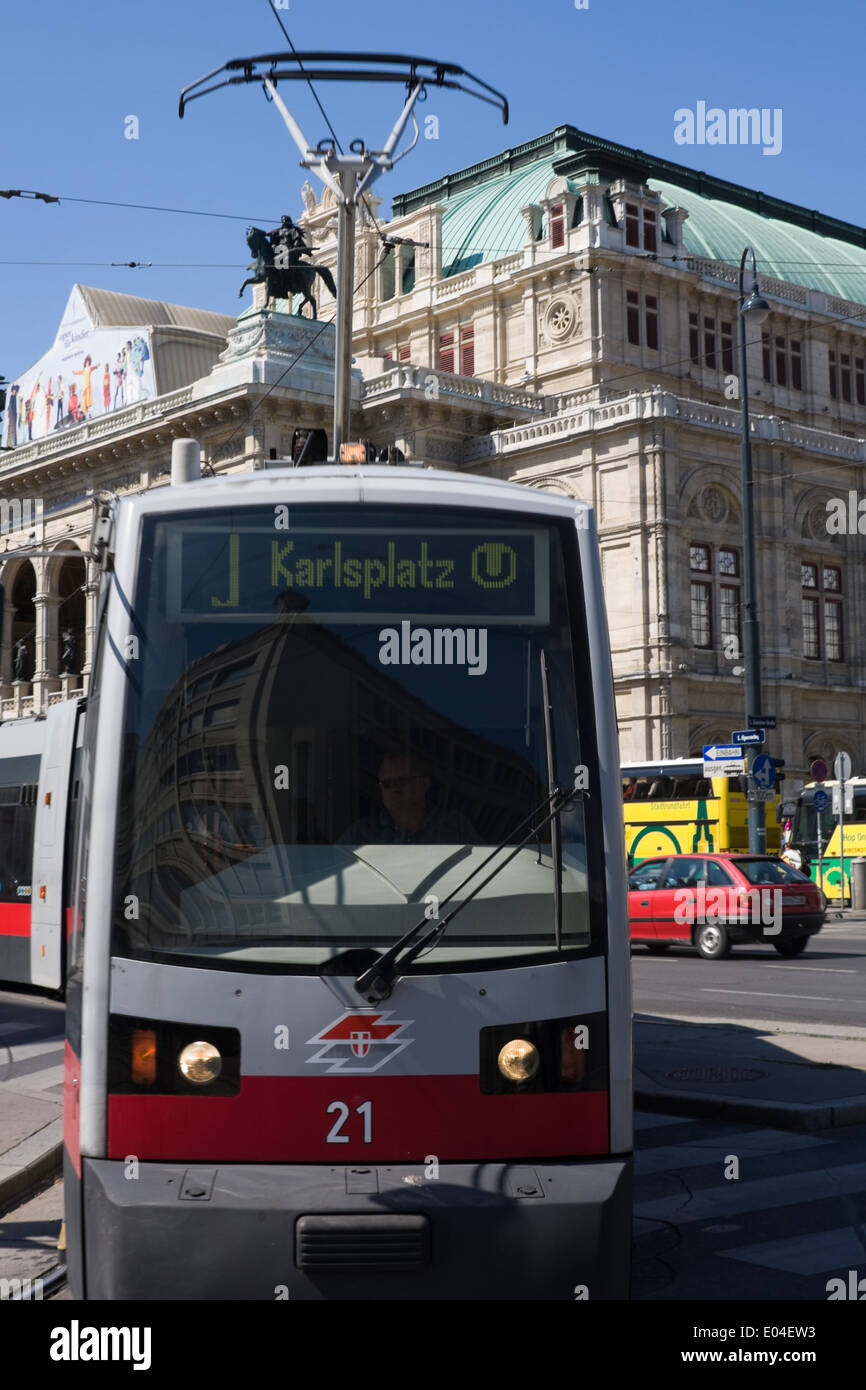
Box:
[0,698,82,993]
[63,459,632,1299]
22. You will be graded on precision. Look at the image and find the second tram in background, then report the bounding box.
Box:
[62,451,633,1300]
[0,700,82,993]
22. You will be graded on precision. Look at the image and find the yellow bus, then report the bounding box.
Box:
[786,779,866,902]
[621,758,782,866]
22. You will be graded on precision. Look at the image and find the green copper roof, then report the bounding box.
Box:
[397,127,866,304]
[651,179,866,301]
[440,163,564,275]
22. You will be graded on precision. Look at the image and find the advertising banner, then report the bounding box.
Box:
[2,287,155,449]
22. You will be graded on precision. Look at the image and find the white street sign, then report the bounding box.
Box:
[703,761,744,778]
[747,787,775,802]
[834,751,853,782]
[832,784,854,816]
[702,744,744,778]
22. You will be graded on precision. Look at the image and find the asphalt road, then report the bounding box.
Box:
[631,917,866,1029]
[0,985,64,1042]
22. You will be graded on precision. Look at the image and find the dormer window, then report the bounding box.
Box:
[550,202,565,249]
[624,201,658,252]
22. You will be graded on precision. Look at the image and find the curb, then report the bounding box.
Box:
[0,1139,63,1213]
[635,1087,866,1133]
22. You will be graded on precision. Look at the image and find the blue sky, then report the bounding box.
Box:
[1,0,864,377]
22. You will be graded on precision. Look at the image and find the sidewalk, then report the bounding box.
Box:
[635,1013,866,1131]
[0,1025,64,1213]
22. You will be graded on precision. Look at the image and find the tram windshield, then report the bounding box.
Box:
[111,505,603,969]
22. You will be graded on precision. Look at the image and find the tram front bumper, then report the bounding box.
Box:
[80,1155,632,1300]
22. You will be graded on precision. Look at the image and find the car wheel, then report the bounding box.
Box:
[646,943,671,953]
[773,936,809,956]
[694,921,731,960]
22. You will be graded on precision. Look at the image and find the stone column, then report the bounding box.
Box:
[35,593,61,681]
[81,573,101,682]
[0,578,13,695]
[34,581,61,714]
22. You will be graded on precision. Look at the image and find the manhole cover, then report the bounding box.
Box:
[665,1066,766,1083]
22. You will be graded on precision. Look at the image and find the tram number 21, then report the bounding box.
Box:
[326,1100,373,1144]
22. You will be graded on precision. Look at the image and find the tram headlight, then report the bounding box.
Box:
[497,1039,540,1083]
[178,1040,223,1086]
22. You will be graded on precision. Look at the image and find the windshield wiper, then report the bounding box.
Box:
[353,784,577,1003]
[540,649,563,951]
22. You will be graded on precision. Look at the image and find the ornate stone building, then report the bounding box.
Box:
[296,126,866,782]
[4,126,866,781]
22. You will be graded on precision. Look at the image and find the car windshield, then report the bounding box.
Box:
[111,504,603,970]
[795,790,866,846]
[735,858,811,885]
[628,862,665,889]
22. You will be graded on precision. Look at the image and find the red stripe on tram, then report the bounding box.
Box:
[0,903,31,937]
[108,1076,609,1163]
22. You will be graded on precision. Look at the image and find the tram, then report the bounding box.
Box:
[0,698,82,992]
[63,456,633,1300]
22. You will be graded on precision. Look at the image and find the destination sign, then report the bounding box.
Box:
[167,527,550,624]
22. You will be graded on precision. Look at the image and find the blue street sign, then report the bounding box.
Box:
[703,744,744,762]
[751,753,775,789]
[732,729,766,746]
[813,789,829,812]
[748,715,776,730]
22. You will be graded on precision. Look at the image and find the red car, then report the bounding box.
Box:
[627,852,826,959]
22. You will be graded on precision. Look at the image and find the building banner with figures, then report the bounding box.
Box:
[2,287,156,450]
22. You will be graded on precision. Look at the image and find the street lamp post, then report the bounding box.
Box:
[738,247,771,853]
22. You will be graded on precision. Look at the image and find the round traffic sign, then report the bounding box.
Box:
[813,789,829,812]
[834,751,853,782]
[810,758,828,783]
[751,753,775,788]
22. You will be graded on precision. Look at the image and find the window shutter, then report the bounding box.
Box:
[689,312,699,365]
[460,325,474,376]
[550,202,565,249]
[721,321,733,374]
[625,203,640,248]
[626,290,640,347]
[439,332,455,373]
[645,295,659,352]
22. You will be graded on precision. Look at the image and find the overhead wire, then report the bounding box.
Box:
[264,0,395,253]
[8,231,866,273]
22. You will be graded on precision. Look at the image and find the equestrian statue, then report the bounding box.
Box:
[239,215,336,319]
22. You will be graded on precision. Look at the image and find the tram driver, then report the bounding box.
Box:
[338,749,478,846]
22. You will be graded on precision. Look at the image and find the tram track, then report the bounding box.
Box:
[0,1263,68,1300]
